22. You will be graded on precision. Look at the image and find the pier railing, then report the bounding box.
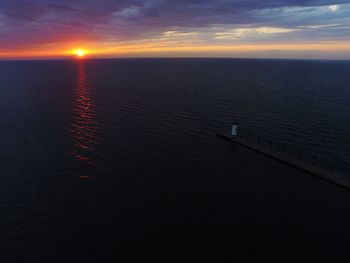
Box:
[236,129,344,176]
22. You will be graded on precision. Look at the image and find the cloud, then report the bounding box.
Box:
[214,27,297,40]
[115,6,141,18]
[0,0,349,56]
[328,4,340,11]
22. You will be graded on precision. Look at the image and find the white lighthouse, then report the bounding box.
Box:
[231,122,238,137]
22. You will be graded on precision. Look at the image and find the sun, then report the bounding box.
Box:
[75,49,86,58]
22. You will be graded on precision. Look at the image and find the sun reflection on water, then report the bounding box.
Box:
[69,61,98,174]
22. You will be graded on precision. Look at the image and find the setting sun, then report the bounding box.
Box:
[75,49,86,57]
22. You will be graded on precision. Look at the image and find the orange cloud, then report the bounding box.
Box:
[1,41,350,59]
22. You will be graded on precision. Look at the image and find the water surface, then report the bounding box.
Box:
[1,58,350,262]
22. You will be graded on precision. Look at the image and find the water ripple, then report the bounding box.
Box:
[67,61,98,175]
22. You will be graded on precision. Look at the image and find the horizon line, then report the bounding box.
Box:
[0,56,349,62]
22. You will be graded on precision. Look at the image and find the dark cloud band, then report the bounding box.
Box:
[0,0,349,49]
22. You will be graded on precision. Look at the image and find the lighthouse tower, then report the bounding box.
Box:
[232,122,238,137]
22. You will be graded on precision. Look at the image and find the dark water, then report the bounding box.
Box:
[1,58,350,262]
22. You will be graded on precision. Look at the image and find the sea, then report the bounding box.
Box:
[1,58,350,262]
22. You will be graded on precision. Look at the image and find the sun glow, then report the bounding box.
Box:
[75,49,86,57]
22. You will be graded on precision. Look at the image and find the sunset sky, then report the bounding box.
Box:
[0,0,350,59]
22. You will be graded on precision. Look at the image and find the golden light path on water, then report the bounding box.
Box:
[69,60,98,179]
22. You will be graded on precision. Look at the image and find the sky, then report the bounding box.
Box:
[0,0,350,59]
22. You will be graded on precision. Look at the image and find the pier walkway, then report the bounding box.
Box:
[217,131,350,191]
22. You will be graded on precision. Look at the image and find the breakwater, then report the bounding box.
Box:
[217,130,350,191]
